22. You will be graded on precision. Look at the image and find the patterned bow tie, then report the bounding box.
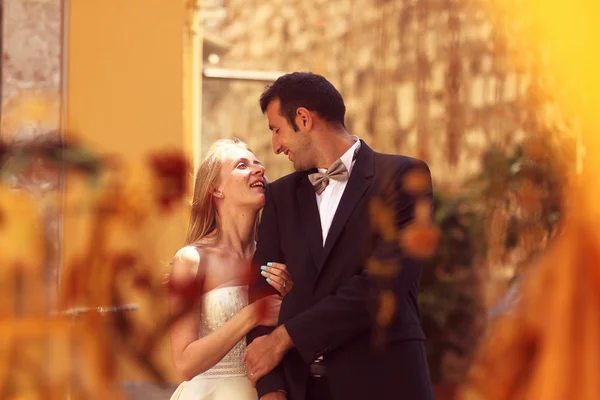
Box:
[308,158,349,195]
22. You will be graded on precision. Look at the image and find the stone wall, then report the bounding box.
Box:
[1,0,63,133]
[202,0,529,184]
[1,0,64,310]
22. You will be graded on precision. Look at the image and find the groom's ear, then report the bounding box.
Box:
[295,107,313,132]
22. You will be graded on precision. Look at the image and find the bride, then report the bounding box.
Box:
[168,138,292,400]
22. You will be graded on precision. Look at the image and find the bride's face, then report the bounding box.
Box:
[215,147,266,210]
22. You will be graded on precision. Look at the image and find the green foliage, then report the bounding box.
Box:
[419,135,573,384]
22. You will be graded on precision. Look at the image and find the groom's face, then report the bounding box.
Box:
[265,99,314,171]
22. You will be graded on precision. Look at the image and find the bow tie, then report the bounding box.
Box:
[308,158,349,195]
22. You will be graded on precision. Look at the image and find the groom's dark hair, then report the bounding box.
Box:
[259,72,346,131]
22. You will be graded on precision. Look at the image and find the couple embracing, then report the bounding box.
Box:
[168,72,434,400]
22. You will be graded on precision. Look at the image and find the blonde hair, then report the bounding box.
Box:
[184,138,260,245]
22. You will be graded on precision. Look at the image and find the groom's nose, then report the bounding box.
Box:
[272,135,283,154]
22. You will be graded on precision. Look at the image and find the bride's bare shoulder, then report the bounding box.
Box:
[170,246,203,280]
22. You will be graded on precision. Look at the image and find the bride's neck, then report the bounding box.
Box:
[215,205,257,258]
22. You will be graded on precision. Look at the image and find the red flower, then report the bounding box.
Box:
[402,170,432,196]
[164,274,204,304]
[398,223,441,259]
[113,253,137,272]
[133,273,152,290]
[0,140,9,165]
[147,150,190,211]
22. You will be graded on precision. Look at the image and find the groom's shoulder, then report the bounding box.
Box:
[267,170,305,191]
[373,151,430,174]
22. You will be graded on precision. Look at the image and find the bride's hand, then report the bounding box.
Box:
[261,262,293,296]
[252,295,282,327]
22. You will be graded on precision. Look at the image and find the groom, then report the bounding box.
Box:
[245,72,434,400]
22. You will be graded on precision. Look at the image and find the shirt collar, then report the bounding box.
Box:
[317,136,361,174]
[339,136,360,175]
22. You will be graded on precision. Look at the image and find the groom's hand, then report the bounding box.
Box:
[244,325,294,386]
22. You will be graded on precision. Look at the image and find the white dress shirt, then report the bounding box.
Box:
[315,137,361,246]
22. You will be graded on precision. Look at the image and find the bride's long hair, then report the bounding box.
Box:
[184,138,261,245]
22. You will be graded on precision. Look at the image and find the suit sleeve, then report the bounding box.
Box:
[284,160,433,363]
[246,184,287,396]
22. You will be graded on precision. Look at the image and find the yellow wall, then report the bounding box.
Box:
[66,0,187,158]
[66,0,193,382]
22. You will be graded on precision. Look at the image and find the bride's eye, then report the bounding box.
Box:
[237,163,248,169]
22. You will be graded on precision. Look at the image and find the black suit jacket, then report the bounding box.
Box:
[248,142,434,400]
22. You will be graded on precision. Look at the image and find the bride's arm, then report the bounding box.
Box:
[169,247,272,381]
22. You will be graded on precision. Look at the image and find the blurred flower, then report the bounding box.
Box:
[369,197,398,242]
[517,180,543,214]
[132,273,152,291]
[367,258,401,278]
[0,140,8,166]
[0,131,195,397]
[0,187,44,270]
[521,137,549,163]
[398,223,441,259]
[112,253,137,273]
[414,198,434,224]
[148,150,189,211]
[1,132,102,189]
[164,274,204,305]
[376,290,397,327]
[403,169,432,196]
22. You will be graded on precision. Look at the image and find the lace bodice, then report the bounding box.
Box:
[198,285,248,378]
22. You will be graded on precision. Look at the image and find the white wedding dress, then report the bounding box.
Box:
[170,285,258,400]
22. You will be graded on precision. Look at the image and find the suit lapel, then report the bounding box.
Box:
[318,142,375,273]
[296,175,324,268]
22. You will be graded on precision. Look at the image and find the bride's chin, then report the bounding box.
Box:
[242,197,265,212]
